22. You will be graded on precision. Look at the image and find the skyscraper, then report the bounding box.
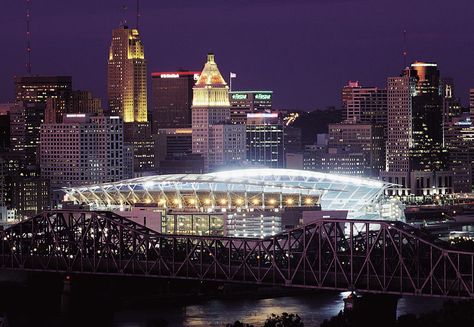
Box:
[382,63,454,197]
[14,76,72,123]
[409,62,446,171]
[192,54,246,171]
[385,74,415,174]
[151,71,200,132]
[107,25,147,123]
[381,74,415,195]
[0,101,50,220]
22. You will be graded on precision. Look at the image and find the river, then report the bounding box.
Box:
[113,292,445,327]
[0,276,448,327]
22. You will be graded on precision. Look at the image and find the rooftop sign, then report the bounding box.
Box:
[151,72,201,80]
[255,93,272,100]
[231,93,248,100]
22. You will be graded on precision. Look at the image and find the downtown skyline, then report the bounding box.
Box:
[2,3,474,326]
[0,0,474,109]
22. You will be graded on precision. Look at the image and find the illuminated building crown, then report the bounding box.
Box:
[192,53,230,107]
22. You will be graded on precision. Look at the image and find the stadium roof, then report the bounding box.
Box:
[64,169,398,219]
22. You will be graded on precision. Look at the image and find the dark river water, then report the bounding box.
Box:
[112,292,444,327]
[0,275,447,327]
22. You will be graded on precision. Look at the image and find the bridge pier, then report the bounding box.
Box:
[344,293,400,326]
[60,275,71,314]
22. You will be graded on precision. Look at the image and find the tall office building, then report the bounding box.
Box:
[14,76,72,105]
[14,76,72,126]
[229,91,273,124]
[385,74,415,174]
[192,53,246,171]
[246,113,284,168]
[409,62,446,171]
[0,102,49,220]
[381,74,415,194]
[107,25,147,123]
[40,114,125,190]
[151,71,200,132]
[382,63,453,196]
[341,81,387,126]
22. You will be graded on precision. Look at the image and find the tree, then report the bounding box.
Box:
[263,312,304,327]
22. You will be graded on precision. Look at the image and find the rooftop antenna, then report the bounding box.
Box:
[26,0,32,75]
[402,29,407,68]
[121,3,128,26]
[136,0,140,30]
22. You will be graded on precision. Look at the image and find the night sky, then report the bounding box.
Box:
[1,0,473,110]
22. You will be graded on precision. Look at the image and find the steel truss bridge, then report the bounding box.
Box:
[1,210,473,299]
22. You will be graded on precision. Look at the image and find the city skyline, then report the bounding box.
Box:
[2,2,474,325]
[1,0,473,110]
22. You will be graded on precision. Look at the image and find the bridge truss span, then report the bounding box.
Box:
[1,210,473,299]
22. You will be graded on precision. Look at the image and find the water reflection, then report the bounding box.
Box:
[114,291,443,327]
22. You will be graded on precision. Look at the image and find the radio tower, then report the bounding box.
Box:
[26,0,32,75]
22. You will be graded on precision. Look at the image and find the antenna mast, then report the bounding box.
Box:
[26,0,32,75]
[122,4,128,26]
[402,29,407,68]
[136,0,140,30]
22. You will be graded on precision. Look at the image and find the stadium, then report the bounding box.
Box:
[63,169,404,237]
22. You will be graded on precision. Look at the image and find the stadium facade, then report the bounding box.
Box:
[63,169,404,237]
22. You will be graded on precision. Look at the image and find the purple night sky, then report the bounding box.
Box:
[1,0,473,110]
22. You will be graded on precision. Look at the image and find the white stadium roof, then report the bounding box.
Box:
[64,169,402,220]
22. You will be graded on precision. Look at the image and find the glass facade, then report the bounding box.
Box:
[162,213,225,236]
[246,113,284,168]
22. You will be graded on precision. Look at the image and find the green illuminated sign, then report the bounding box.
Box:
[255,93,272,100]
[232,94,248,100]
